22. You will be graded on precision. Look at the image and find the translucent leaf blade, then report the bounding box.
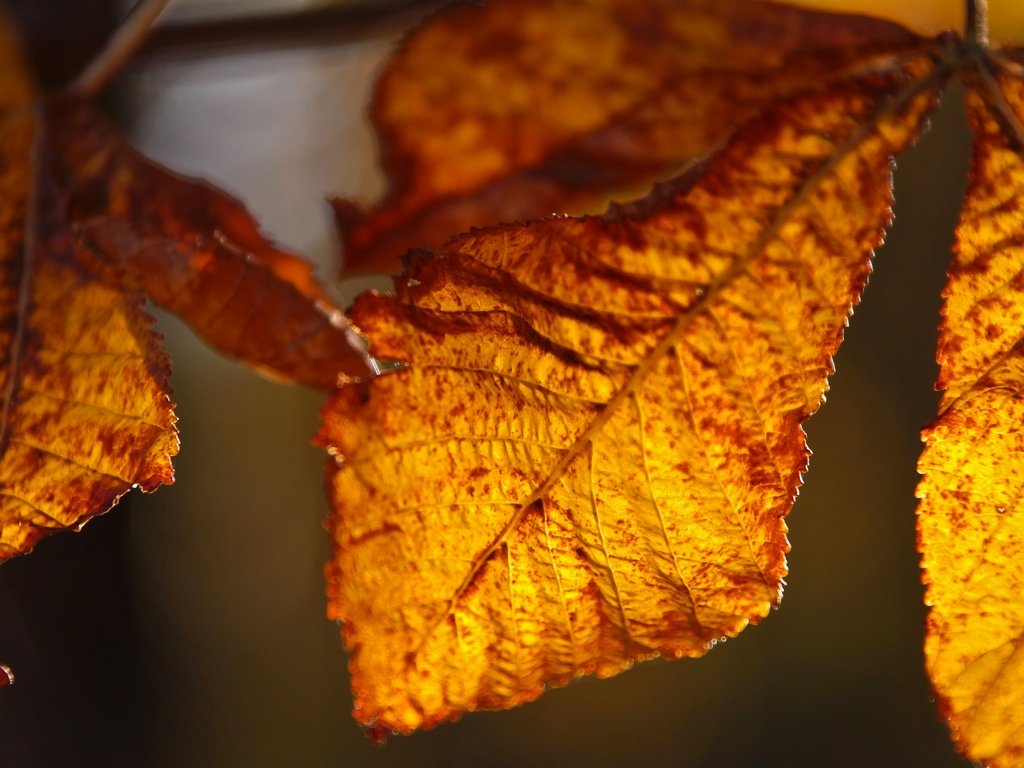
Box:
[322,55,942,735]
[918,52,1024,768]
[0,105,177,561]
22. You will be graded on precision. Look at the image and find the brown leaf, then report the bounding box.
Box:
[334,0,928,276]
[320,50,941,735]
[0,18,176,560]
[917,51,1024,768]
[48,97,372,390]
[0,7,372,561]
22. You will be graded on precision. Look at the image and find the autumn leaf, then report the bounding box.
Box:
[0,6,372,562]
[321,38,942,734]
[332,0,930,276]
[330,2,1024,757]
[917,48,1024,768]
[47,97,372,391]
[0,10,174,561]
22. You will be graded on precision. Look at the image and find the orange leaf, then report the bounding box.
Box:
[334,0,928,276]
[48,97,372,391]
[321,50,941,735]
[0,8,372,561]
[0,23,176,560]
[917,50,1024,768]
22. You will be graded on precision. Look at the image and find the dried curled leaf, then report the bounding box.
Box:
[0,8,372,560]
[49,97,371,390]
[321,53,940,735]
[334,0,925,275]
[917,53,1024,768]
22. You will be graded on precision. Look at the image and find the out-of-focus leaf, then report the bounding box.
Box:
[321,51,941,735]
[917,52,1024,768]
[333,0,929,276]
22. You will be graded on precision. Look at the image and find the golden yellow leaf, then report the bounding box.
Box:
[334,0,928,275]
[0,14,176,560]
[918,50,1024,768]
[321,52,942,736]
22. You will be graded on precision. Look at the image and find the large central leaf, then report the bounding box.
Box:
[322,47,941,735]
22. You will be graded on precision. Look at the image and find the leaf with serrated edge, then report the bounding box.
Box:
[918,50,1024,768]
[0,13,176,561]
[321,51,943,735]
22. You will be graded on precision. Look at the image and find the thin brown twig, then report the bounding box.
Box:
[966,0,989,48]
[66,0,170,99]
[139,0,447,56]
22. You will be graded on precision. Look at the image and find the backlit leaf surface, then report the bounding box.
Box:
[917,52,1024,768]
[322,53,940,735]
[0,16,176,560]
[334,0,925,275]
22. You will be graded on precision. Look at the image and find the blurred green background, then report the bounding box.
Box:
[0,1,992,765]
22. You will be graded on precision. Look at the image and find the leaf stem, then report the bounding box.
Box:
[975,56,1024,151]
[966,0,988,48]
[65,0,170,99]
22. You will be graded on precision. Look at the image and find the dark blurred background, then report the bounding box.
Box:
[0,1,995,766]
